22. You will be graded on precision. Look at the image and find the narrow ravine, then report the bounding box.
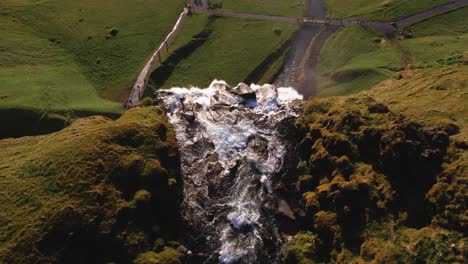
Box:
[156,81,302,263]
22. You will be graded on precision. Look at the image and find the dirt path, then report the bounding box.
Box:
[397,0,468,28]
[388,36,414,75]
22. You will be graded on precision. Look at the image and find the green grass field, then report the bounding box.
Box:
[401,7,468,67]
[317,25,403,97]
[145,15,297,94]
[209,0,305,17]
[326,0,455,21]
[0,0,185,121]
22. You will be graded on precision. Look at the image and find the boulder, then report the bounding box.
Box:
[278,199,296,220]
[209,80,230,90]
[228,82,256,100]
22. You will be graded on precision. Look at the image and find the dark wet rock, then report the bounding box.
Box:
[368,103,390,113]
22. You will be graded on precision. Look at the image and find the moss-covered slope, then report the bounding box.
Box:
[0,106,182,264]
[284,65,467,263]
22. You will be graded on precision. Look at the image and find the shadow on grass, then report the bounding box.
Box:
[244,31,295,85]
[144,16,219,97]
[0,108,121,139]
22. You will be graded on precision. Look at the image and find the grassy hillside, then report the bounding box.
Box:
[370,65,468,142]
[326,0,456,21]
[0,106,183,263]
[0,0,185,134]
[285,64,467,263]
[145,15,297,94]
[317,6,467,97]
[317,25,403,97]
[400,7,468,67]
[209,0,305,17]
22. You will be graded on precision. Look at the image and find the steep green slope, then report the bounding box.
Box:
[0,0,185,136]
[326,0,456,21]
[318,25,403,97]
[0,106,182,263]
[146,15,297,94]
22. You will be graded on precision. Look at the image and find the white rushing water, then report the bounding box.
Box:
[156,80,302,263]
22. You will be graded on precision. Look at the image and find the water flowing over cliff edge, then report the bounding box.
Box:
[156,81,303,263]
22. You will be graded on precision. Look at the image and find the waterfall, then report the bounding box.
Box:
[156,80,302,263]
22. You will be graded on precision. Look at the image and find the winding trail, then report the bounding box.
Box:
[126,0,468,108]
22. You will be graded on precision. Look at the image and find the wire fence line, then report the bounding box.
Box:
[126,8,188,109]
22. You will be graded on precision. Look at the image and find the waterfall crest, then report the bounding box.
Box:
[156,80,302,263]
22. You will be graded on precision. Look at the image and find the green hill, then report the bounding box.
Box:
[0,0,185,136]
[0,106,182,263]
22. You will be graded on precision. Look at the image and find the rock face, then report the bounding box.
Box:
[155,80,303,263]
